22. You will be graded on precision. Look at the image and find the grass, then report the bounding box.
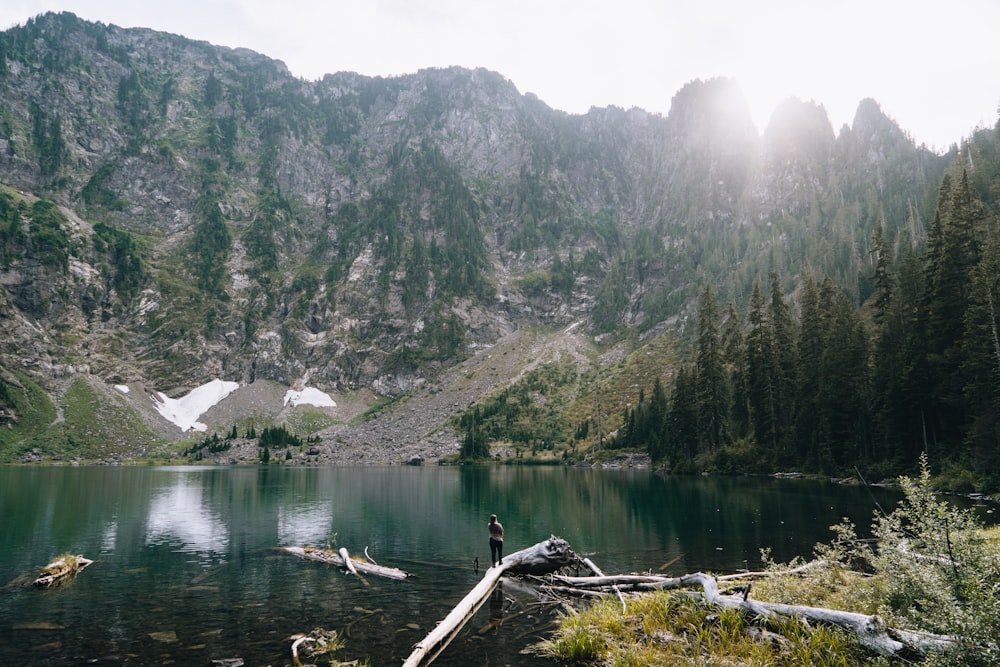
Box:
[454,328,683,463]
[283,407,340,435]
[0,370,57,461]
[8,376,166,462]
[538,588,877,666]
[59,378,163,457]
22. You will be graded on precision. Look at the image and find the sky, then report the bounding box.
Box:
[2,0,998,152]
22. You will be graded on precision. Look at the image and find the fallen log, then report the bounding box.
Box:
[716,559,837,581]
[34,553,93,588]
[281,546,408,580]
[551,569,958,658]
[581,557,625,613]
[402,535,577,667]
[682,572,957,657]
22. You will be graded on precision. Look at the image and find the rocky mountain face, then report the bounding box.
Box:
[0,12,954,458]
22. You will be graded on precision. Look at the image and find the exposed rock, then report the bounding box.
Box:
[0,13,953,463]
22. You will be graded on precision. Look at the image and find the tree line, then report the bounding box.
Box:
[613,166,1000,491]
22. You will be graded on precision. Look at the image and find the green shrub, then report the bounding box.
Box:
[868,455,1000,665]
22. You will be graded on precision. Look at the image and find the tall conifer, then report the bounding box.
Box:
[696,285,725,452]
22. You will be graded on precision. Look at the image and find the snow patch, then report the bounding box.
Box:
[114,384,130,394]
[150,379,239,432]
[283,387,337,408]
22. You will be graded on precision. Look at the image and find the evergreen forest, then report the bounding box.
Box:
[609,161,1000,491]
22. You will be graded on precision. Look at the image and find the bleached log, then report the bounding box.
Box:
[552,573,667,589]
[338,547,359,576]
[717,559,835,581]
[553,559,838,590]
[683,573,957,657]
[402,536,577,667]
[34,554,93,588]
[581,557,626,613]
[281,546,408,580]
[290,634,312,667]
[553,569,958,657]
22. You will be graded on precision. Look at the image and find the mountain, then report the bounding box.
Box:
[0,12,967,464]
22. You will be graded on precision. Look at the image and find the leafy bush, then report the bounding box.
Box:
[808,454,1000,665]
[867,456,1000,665]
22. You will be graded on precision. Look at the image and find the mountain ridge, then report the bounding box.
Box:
[0,11,968,463]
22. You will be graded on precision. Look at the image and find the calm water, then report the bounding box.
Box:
[0,465,910,666]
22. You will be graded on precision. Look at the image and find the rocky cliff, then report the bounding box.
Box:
[0,12,954,461]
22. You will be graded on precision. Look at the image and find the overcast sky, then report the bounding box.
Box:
[2,0,998,152]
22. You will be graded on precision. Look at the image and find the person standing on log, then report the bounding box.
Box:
[488,514,504,566]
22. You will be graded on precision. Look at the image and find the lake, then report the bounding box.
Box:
[0,465,918,666]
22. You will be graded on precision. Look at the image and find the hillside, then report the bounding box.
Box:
[2,11,994,470]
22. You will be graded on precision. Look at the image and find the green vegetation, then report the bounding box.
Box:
[92,221,147,301]
[0,189,26,268]
[81,163,126,210]
[190,191,231,292]
[541,457,1000,666]
[454,331,682,463]
[283,407,340,435]
[9,377,162,461]
[185,423,317,462]
[185,432,234,458]
[29,101,66,177]
[0,371,57,461]
[27,199,71,272]
[605,160,1000,491]
[117,70,150,130]
[540,589,869,666]
[457,357,581,460]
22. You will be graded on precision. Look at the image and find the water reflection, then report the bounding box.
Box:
[145,475,229,561]
[277,502,333,545]
[4,465,988,667]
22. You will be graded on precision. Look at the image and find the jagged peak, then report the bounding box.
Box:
[763,97,835,159]
[666,77,758,139]
[850,97,910,145]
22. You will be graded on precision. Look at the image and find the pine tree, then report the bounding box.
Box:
[460,406,489,459]
[816,280,871,466]
[768,272,797,457]
[646,378,668,461]
[795,272,824,467]
[961,235,1000,476]
[721,302,750,441]
[191,194,231,292]
[664,367,697,466]
[745,279,776,455]
[696,285,725,452]
[869,222,893,327]
[924,170,986,454]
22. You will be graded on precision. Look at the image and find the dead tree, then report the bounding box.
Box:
[282,546,408,580]
[402,536,577,667]
[548,569,958,658]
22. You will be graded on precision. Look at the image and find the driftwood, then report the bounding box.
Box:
[282,546,408,580]
[402,536,577,667]
[34,554,93,588]
[581,556,626,613]
[338,548,359,576]
[288,628,347,667]
[549,569,958,658]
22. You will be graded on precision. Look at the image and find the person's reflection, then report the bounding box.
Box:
[489,581,505,625]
